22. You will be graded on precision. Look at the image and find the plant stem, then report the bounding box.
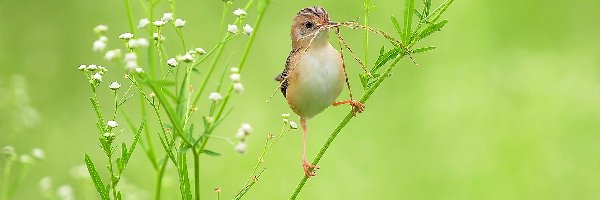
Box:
[0,159,13,200]
[290,53,405,199]
[154,157,168,200]
[192,149,200,200]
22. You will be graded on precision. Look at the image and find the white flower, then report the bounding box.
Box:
[227,24,238,34]
[234,142,247,154]
[109,81,121,90]
[1,146,15,158]
[32,148,45,160]
[127,39,137,48]
[195,48,206,55]
[167,58,178,67]
[235,129,246,138]
[87,64,98,70]
[153,33,166,41]
[78,64,87,71]
[242,24,253,35]
[289,121,298,129]
[135,68,144,73]
[233,8,247,16]
[181,53,194,63]
[230,67,239,73]
[91,73,103,81]
[70,164,90,180]
[233,83,244,93]
[92,40,106,52]
[119,32,134,40]
[153,20,166,27]
[39,177,53,193]
[125,61,138,70]
[229,73,241,82]
[138,18,150,28]
[104,49,121,61]
[208,92,222,101]
[240,123,252,133]
[161,13,174,21]
[99,36,108,42]
[175,19,186,27]
[136,38,149,47]
[57,185,74,200]
[124,52,137,62]
[281,113,290,119]
[107,120,118,128]
[94,25,108,34]
[20,155,33,164]
[98,66,108,72]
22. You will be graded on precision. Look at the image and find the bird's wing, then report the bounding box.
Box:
[274,48,300,97]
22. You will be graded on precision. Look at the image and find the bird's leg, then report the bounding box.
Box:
[301,118,319,177]
[333,100,365,114]
[334,27,366,116]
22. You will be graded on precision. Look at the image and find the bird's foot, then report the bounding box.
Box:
[333,100,365,116]
[302,160,320,177]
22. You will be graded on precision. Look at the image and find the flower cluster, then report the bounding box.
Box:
[230,68,244,93]
[227,9,253,35]
[234,123,253,154]
[92,25,109,52]
[78,64,108,84]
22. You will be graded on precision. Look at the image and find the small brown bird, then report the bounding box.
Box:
[275,6,365,177]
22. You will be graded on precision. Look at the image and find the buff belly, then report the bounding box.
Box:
[286,43,344,119]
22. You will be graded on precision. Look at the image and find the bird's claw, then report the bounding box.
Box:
[350,100,365,115]
[302,160,320,177]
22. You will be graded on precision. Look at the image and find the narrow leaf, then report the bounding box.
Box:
[411,46,437,54]
[84,154,110,200]
[426,0,454,23]
[403,0,415,42]
[202,149,222,157]
[418,19,448,40]
[390,16,403,39]
[177,153,193,200]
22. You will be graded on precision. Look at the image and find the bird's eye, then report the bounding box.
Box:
[304,21,314,29]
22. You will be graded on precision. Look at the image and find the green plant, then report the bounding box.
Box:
[290,0,454,198]
[78,0,272,199]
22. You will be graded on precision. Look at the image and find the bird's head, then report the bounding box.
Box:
[290,6,337,47]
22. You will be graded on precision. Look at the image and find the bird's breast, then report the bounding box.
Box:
[287,43,344,119]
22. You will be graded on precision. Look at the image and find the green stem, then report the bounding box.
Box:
[0,159,14,200]
[290,53,405,199]
[192,150,200,200]
[7,165,30,198]
[124,0,136,34]
[154,157,168,200]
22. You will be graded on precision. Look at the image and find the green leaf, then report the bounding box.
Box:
[146,79,176,87]
[372,47,402,73]
[84,154,110,200]
[177,153,193,200]
[359,74,368,89]
[423,0,432,16]
[426,0,454,23]
[390,16,403,39]
[403,0,415,42]
[202,149,222,157]
[414,9,423,20]
[418,19,448,40]
[411,46,437,54]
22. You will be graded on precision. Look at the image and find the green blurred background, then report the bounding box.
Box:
[1,0,599,199]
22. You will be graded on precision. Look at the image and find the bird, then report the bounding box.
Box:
[275,6,365,177]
